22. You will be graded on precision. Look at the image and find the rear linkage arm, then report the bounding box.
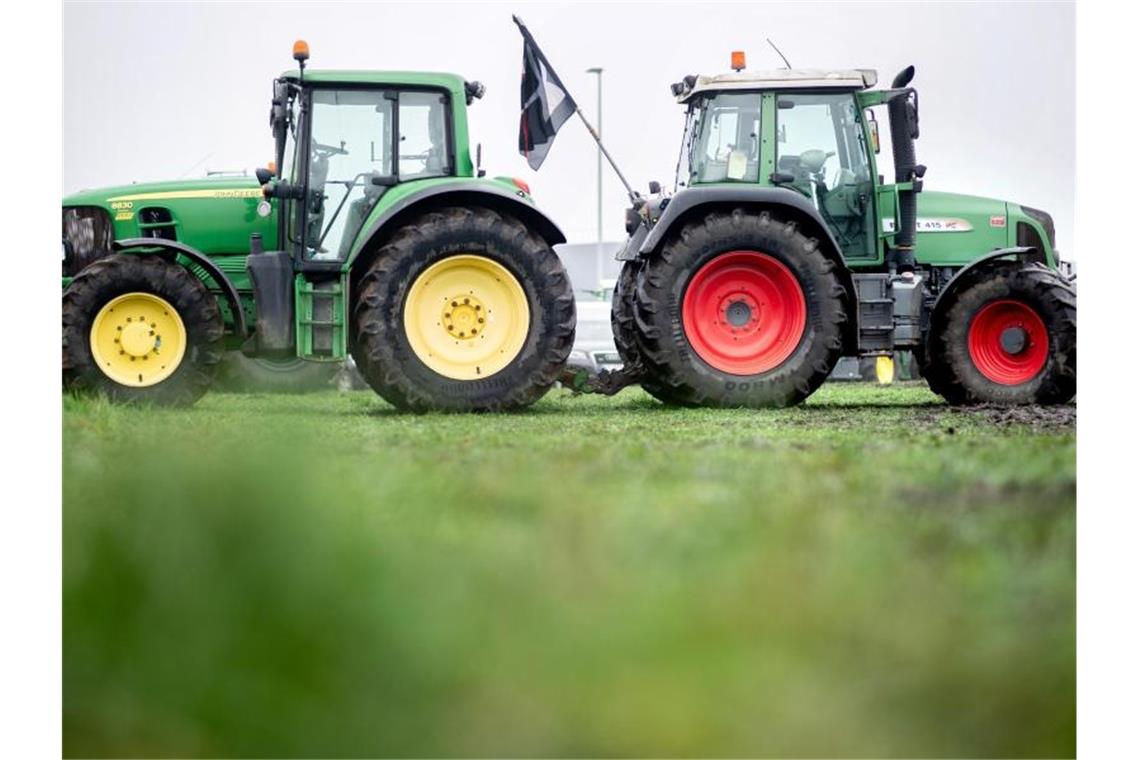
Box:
[559,363,645,396]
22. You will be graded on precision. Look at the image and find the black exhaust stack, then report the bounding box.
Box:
[887,66,924,274]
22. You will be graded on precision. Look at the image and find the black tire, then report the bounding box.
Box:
[216,353,342,393]
[611,260,685,404]
[351,206,575,412]
[62,254,224,405]
[923,263,1076,405]
[633,209,848,407]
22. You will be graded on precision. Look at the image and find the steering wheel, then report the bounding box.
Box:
[800,149,836,175]
[313,140,348,158]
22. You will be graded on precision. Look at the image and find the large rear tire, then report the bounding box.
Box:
[922,263,1075,405]
[351,207,575,412]
[611,260,686,404]
[62,254,224,406]
[633,210,848,407]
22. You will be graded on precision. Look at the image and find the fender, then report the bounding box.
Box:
[113,238,248,338]
[930,246,1042,320]
[352,181,566,268]
[636,186,859,352]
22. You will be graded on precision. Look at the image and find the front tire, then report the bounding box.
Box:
[923,263,1076,404]
[633,210,848,408]
[351,207,575,412]
[62,254,224,405]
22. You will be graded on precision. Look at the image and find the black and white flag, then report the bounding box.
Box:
[514,15,576,170]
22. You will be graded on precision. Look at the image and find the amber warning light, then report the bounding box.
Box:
[293,39,310,63]
[731,51,746,72]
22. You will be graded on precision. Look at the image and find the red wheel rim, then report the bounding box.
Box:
[967,299,1049,385]
[681,251,807,375]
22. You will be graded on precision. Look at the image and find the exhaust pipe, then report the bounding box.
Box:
[887,66,923,273]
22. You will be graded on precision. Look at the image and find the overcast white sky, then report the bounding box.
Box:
[63,1,1075,253]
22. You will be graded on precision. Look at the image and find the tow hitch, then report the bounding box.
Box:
[559,363,645,395]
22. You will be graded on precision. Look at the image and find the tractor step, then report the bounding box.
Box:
[295,275,348,361]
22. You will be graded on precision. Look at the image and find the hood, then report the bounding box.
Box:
[912,190,1011,266]
[63,176,263,207]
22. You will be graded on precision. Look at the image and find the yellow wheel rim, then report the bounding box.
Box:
[403,254,530,380]
[89,292,187,387]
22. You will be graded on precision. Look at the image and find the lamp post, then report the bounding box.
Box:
[586,66,603,292]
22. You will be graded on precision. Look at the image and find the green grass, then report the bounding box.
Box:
[63,383,1075,758]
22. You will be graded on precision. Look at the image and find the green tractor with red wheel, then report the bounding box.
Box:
[609,56,1075,407]
[62,41,575,411]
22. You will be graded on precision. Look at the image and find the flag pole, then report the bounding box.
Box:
[571,106,637,203]
[513,15,639,203]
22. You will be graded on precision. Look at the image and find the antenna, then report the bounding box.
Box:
[767,38,792,69]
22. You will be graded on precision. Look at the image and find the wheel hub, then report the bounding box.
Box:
[119,320,157,357]
[999,325,1028,355]
[724,297,755,328]
[89,292,186,386]
[442,295,486,340]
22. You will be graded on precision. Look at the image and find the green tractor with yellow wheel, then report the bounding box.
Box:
[62,41,575,411]
[611,56,1075,407]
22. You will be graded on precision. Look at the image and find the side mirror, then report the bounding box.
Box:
[255,167,274,185]
[866,111,880,154]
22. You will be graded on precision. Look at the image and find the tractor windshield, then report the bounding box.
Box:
[686,93,762,184]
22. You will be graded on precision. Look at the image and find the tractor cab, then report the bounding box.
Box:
[261,41,484,271]
[667,57,920,266]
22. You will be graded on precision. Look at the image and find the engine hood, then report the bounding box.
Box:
[62,176,276,256]
[910,190,1011,266]
[63,176,263,207]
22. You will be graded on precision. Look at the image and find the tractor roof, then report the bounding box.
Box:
[282,69,471,94]
[675,68,878,102]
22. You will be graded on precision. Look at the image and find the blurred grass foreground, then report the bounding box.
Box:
[63,384,1075,757]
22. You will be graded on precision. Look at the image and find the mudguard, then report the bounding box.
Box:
[112,238,248,338]
[352,181,567,263]
[930,246,1044,319]
[638,186,847,260]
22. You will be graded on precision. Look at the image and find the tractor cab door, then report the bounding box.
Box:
[774,92,877,261]
[288,87,453,268]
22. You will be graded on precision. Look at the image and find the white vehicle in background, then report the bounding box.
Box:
[567,279,622,374]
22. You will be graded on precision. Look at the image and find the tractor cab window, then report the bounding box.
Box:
[689,93,761,184]
[399,92,451,179]
[776,92,875,259]
[301,89,395,260]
